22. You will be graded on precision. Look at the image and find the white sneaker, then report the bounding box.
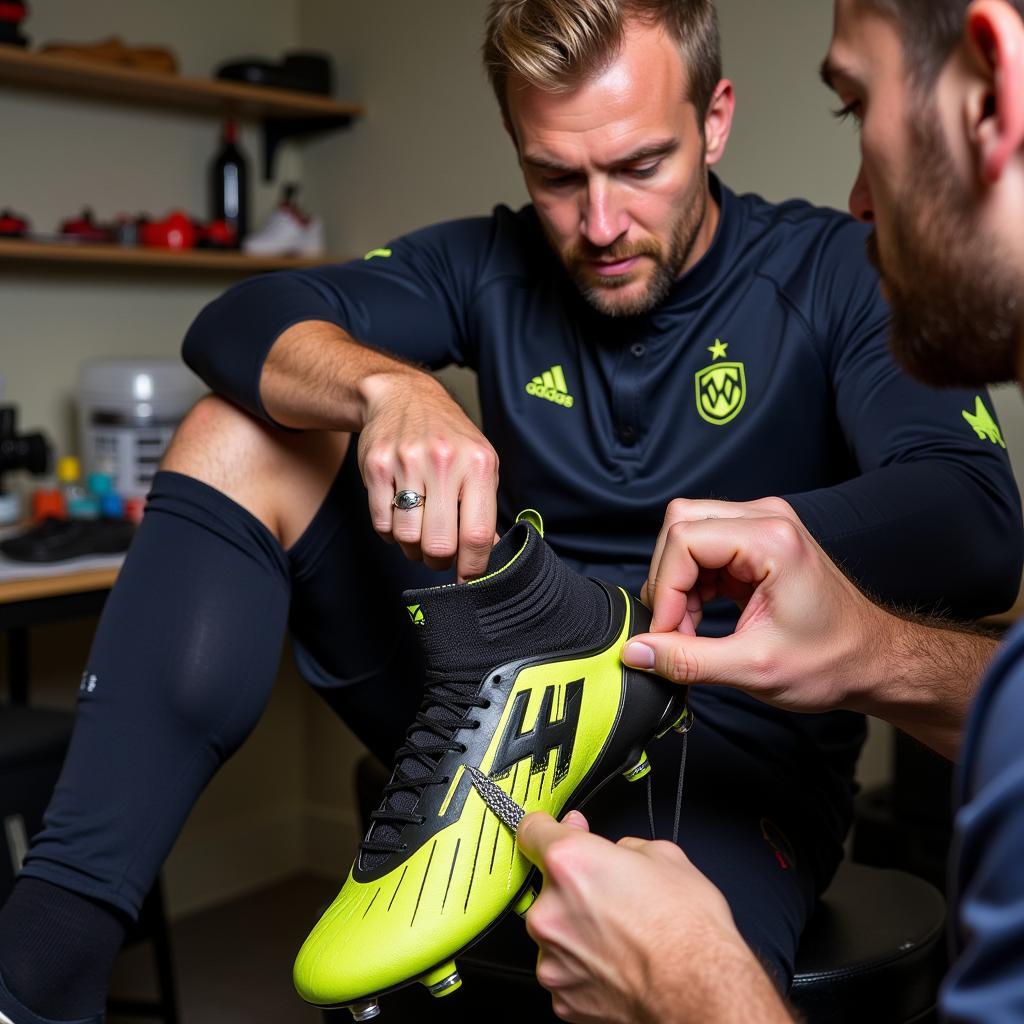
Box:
[244,207,325,258]
[296,216,325,257]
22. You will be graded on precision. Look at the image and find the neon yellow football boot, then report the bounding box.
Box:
[293,511,690,1018]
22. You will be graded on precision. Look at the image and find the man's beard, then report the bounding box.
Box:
[869,102,1019,388]
[563,177,708,318]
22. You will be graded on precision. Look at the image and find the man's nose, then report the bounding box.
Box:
[581,180,628,247]
[848,163,875,223]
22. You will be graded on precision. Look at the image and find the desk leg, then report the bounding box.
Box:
[8,628,28,705]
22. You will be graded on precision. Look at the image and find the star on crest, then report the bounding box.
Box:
[708,338,729,361]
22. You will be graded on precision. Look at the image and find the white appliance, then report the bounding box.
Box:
[77,359,202,497]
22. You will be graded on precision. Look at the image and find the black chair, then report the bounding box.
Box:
[788,862,946,1023]
[321,754,947,1023]
[0,705,180,1024]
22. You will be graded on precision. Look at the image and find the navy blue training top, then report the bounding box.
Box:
[944,623,1024,1021]
[183,175,1022,625]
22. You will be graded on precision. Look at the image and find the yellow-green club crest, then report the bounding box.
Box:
[695,339,746,426]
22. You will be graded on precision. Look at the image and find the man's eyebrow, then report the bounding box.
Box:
[613,140,679,165]
[820,57,837,90]
[523,139,679,174]
[522,153,576,174]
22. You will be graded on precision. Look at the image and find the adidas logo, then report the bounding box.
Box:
[525,364,575,408]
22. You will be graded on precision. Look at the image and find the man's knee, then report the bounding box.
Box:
[162,394,270,488]
[162,394,350,545]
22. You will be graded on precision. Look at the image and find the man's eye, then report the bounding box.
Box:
[626,162,660,180]
[542,173,578,188]
[832,100,863,125]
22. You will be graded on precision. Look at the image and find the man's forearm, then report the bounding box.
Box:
[653,939,795,1024]
[849,609,1000,760]
[260,319,441,431]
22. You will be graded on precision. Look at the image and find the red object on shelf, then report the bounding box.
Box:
[197,218,236,249]
[140,210,197,250]
[0,209,28,237]
[31,489,66,524]
[0,2,27,24]
[60,208,110,243]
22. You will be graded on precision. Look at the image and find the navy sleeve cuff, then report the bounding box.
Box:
[182,271,349,429]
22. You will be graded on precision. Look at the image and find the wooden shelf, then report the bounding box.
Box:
[0,237,334,273]
[0,45,363,176]
[0,45,363,121]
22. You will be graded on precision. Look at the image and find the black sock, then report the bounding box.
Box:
[0,877,128,1019]
[406,519,611,677]
[362,519,612,865]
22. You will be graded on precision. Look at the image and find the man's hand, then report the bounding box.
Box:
[261,320,500,582]
[625,497,995,759]
[358,371,499,581]
[629,496,877,712]
[516,810,792,1024]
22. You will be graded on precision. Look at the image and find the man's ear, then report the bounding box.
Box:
[703,79,735,167]
[965,0,1024,183]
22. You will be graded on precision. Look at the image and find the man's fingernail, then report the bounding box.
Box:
[623,642,655,669]
[563,810,587,830]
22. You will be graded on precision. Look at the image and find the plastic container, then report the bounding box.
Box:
[58,456,99,519]
[87,472,115,497]
[100,492,125,519]
[123,497,146,525]
[77,359,202,498]
[0,493,19,526]
[31,488,66,523]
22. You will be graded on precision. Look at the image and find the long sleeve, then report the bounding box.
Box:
[782,219,1022,620]
[182,215,495,425]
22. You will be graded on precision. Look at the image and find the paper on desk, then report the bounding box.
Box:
[0,550,124,583]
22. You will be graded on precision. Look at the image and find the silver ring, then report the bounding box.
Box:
[393,489,425,511]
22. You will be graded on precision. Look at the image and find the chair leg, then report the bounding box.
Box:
[148,877,181,1024]
[109,878,181,1023]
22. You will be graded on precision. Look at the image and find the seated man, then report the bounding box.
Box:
[0,1,1019,1022]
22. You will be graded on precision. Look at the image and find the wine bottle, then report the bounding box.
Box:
[210,119,250,248]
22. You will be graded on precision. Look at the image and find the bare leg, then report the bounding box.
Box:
[162,393,352,549]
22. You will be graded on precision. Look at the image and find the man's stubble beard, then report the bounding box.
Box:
[869,100,1019,388]
[561,169,710,319]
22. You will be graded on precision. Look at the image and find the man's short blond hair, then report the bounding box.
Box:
[483,0,721,122]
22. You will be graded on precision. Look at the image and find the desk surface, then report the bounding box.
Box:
[0,565,120,605]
